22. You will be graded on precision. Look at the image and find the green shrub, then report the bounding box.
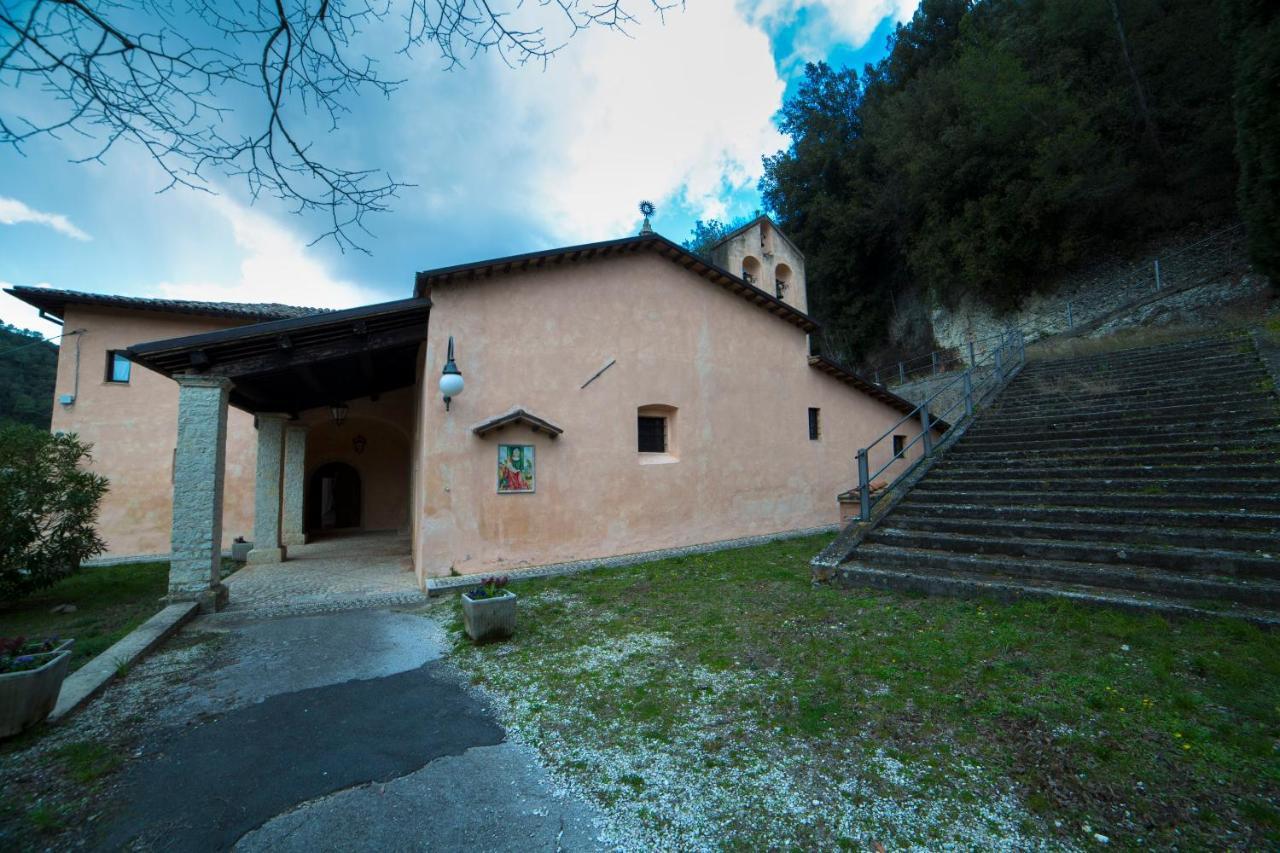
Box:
[0,424,107,600]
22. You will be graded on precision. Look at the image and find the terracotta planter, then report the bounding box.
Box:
[461,590,517,643]
[0,650,73,738]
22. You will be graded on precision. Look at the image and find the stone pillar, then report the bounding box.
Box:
[169,375,232,611]
[248,413,290,564]
[281,425,308,547]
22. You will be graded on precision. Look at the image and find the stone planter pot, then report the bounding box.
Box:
[231,541,253,562]
[461,590,517,643]
[0,650,73,738]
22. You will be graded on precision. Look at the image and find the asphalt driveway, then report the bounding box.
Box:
[86,607,604,851]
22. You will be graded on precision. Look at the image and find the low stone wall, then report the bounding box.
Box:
[930,225,1250,352]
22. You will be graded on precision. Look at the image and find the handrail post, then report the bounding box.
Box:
[898,361,906,384]
[857,448,871,521]
[968,340,976,367]
[1154,258,1162,291]
[995,348,1004,384]
[1018,330,1026,364]
[963,370,973,418]
[931,351,939,376]
[874,370,881,386]
[920,407,934,458]
[1067,301,1074,328]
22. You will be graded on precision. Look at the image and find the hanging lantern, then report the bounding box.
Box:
[330,402,349,427]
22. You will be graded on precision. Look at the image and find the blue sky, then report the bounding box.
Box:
[0,0,912,339]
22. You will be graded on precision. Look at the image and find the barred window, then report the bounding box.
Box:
[638,415,667,453]
[808,407,820,440]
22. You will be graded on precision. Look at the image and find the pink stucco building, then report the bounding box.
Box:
[8,218,927,608]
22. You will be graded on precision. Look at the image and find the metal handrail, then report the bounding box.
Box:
[852,329,1026,521]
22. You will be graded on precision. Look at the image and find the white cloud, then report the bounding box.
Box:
[495,0,790,240]
[153,197,383,310]
[384,0,790,244]
[749,0,917,61]
[0,196,91,240]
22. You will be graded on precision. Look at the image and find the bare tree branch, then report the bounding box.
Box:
[0,0,678,251]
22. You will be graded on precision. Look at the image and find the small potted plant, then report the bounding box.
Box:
[231,536,252,563]
[461,576,516,643]
[0,636,75,738]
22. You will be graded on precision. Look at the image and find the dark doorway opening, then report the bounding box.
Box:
[307,462,362,532]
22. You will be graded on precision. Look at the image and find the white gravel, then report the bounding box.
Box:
[456,613,1068,851]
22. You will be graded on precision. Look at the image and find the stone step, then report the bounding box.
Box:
[965,404,1280,436]
[958,423,1280,450]
[1025,335,1241,371]
[1021,345,1257,379]
[1016,362,1264,391]
[835,557,1280,625]
[852,544,1280,606]
[1012,353,1267,382]
[890,500,1280,532]
[865,528,1280,579]
[945,436,1280,464]
[998,373,1274,409]
[993,381,1264,412]
[931,461,1280,482]
[993,391,1275,422]
[942,448,1280,468]
[903,487,1280,512]
[889,506,1280,542]
[918,474,1280,494]
[1019,358,1260,387]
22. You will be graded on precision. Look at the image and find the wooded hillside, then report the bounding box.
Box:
[0,325,58,429]
[761,0,1276,364]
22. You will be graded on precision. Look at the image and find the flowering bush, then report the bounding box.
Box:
[0,635,63,674]
[468,576,510,600]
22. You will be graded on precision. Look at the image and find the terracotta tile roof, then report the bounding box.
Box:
[4,285,327,323]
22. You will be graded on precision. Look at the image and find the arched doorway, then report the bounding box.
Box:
[307,462,362,533]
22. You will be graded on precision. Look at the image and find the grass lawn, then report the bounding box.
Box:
[0,562,170,669]
[448,534,1280,850]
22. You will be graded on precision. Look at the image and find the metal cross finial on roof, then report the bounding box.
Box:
[638,200,655,236]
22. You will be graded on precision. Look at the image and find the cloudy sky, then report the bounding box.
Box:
[0,0,914,339]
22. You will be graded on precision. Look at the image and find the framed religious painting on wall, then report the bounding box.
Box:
[497,444,535,494]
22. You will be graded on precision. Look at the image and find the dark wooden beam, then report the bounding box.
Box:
[206,322,428,379]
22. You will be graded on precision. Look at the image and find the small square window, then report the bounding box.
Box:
[892,434,906,456]
[638,415,667,453]
[106,351,131,384]
[808,407,821,441]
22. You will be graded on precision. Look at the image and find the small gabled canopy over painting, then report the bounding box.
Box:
[472,407,564,439]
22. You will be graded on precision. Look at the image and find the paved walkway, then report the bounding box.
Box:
[220,532,426,618]
[88,606,605,851]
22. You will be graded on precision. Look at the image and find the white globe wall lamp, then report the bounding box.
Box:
[439,335,464,411]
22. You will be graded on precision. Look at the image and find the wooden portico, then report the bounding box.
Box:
[127,298,429,609]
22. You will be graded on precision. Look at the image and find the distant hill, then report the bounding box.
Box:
[0,324,58,429]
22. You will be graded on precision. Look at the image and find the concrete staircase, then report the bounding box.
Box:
[833,334,1280,624]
